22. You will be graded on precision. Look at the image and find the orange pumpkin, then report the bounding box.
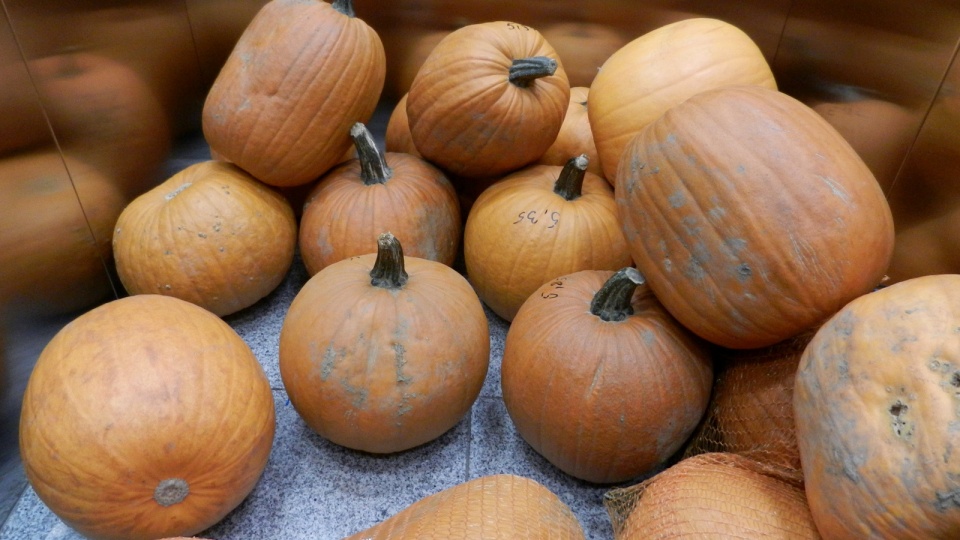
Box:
[280,233,489,454]
[298,122,461,276]
[536,87,603,179]
[345,474,586,539]
[616,85,894,349]
[589,17,777,181]
[502,268,712,483]
[19,294,275,540]
[794,274,960,539]
[202,0,386,187]
[464,155,631,321]
[406,21,570,180]
[113,160,297,316]
[384,93,420,157]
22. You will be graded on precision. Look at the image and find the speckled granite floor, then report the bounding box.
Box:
[0,114,644,539]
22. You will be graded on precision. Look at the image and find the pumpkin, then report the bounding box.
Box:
[588,17,777,181]
[536,86,603,179]
[464,155,631,321]
[794,274,960,539]
[202,0,386,187]
[384,93,420,157]
[279,233,489,453]
[113,160,297,317]
[0,151,124,317]
[298,122,461,276]
[19,294,275,540]
[502,267,713,483]
[345,474,585,539]
[540,21,627,88]
[685,331,814,482]
[615,84,895,349]
[406,20,570,180]
[606,453,821,539]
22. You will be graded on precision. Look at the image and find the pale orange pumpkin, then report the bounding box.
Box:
[502,268,712,483]
[202,0,386,187]
[406,20,570,180]
[280,233,489,454]
[19,294,275,540]
[298,122,461,276]
[464,155,631,321]
[113,160,297,316]
[589,17,777,181]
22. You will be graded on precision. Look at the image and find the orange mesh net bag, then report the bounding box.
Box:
[345,474,586,539]
[603,452,821,539]
[680,330,816,485]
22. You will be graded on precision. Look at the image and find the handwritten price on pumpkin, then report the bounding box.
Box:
[512,209,560,228]
[505,22,531,31]
[539,278,567,300]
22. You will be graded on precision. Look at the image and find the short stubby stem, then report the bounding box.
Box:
[509,56,558,87]
[370,232,409,289]
[553,154,589,201]
[590,267,646,322]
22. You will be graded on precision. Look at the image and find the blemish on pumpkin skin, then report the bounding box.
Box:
[668,191,685,208]
[935,489,960,512]
[394,343,412,384]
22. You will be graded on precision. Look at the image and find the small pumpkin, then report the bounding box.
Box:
[502,268,713,483]
[202,0,386,187]
[464,155,631,321]
[406,20,570,179]
[19,294,275,540]
[794,274,960,539]
[606,453,821,539]
[280,233,489,454]
[616,85,894,349]
[298,122,461,276]
[345,474,586,539]
[537,87,603,179]
[384,93,419,157]
[589,17,777,180]
[113,160,297,317]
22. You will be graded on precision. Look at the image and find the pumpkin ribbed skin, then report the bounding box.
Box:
[385,93,419,157]
[608,453,820,539]
[280,235,489,454]
[464,158,631,321]
[406,21,570,180]
[615,85,894,349]
[19,295,275,540]
[589,17,776,181]
[113,160,297,317]
[299,124,460,275]
[537,87,603,179]
[345,474,586,539]
[502,269,712,484]
[202,0,386,187]
[794,275,960,539]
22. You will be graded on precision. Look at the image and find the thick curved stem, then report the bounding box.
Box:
[351,123,392,185]
[553,154,589,201]
[590,267,646,322]
[509,56,557,87]
[332,0,355,17]
[370,232,408,289]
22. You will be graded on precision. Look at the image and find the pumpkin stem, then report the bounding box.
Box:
[370,232,408,289]
[590,267,646,322]
[509,56,557,87]
[351,122,392,185]
[332,0,355,17]
[553,154,589,201]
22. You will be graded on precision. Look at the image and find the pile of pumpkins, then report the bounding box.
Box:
[17,0,960,538]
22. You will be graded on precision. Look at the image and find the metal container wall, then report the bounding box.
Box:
[1,0,958,526]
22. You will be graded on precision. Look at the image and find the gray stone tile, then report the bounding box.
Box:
[468,396,647,540]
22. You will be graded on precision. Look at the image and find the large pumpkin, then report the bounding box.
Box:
[464,155,631,321]
[19,294,275,540]
[794,274,960,539]
[502,268,713,483]
[345,474,585,539]
[406,20,570,180]
[113,160,297,317]
[616,85,894,349]
[589,17,777,181]
[298,122,461,276]
[280,233,489,454]
[202,0,386,187]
